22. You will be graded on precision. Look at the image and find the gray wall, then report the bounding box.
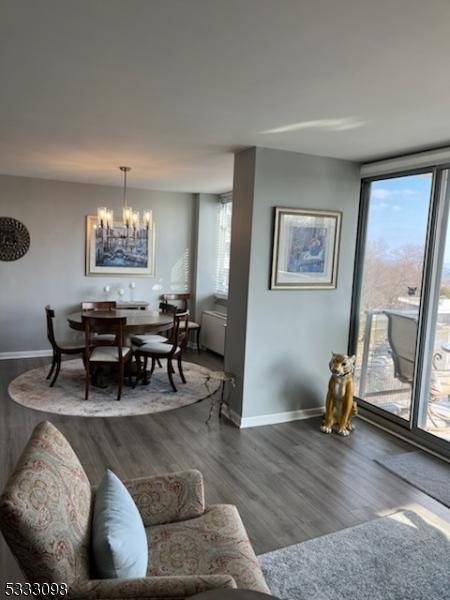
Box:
[192,193,219,322]
[224,148,256,417]
[0,174,194,353]
[225,147,360,419]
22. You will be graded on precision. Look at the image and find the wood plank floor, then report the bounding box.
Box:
[1,350,450,584]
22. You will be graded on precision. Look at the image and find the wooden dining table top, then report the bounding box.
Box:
[67,309,174,333]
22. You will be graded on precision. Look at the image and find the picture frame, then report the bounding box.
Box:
[85,215,155,276]
[270,207,341,289]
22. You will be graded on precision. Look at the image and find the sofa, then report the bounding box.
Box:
[0,421,269,599]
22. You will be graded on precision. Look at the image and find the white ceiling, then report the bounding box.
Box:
[2,0,450,193]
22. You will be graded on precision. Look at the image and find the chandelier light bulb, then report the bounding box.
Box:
[106,209,114,229]
[143,210,153,230]
[123,205,133,228]
[97,207,107,228]
[132,210,140,230]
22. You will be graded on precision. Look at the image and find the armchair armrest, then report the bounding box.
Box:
[68,575,236,599]
[122,469,205,526]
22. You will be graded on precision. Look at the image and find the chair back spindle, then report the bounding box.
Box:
[172,311,190,350]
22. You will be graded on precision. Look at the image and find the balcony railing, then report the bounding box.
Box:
[355,308,450,439]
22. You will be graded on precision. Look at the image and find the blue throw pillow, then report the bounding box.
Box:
[92,469,148,578]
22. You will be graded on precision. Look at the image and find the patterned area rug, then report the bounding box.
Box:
[8,359,220,417]
[259,510,450,600]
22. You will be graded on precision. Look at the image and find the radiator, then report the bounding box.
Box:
[201,310,227,356]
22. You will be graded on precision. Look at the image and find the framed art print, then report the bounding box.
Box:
[271,207,341,289]
[85,215,155,276]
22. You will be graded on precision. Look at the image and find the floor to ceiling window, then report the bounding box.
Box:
[417,170,450,441]
[353,174,433,421]
[351,167,450,452]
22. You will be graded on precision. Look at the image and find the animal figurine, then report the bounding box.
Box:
[320,352,357,436]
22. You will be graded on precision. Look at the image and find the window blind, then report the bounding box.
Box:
[215,194,232,296]
[361,147,450,178]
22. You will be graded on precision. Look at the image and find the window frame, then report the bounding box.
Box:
[215,193,232,298]
[348,165,450,458]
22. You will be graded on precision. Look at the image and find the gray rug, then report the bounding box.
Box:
[376,451,450,508]
[259,510,450,600]
[8,359,220,417]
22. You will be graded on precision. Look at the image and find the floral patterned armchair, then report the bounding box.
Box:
[0,421,269,599]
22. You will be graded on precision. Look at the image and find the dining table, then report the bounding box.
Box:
[67,309,174,336]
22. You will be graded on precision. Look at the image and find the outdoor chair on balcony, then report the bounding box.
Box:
[384,310,450,427]
[384,311,417,386]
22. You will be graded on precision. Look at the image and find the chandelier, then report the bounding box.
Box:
[97,166,152,232]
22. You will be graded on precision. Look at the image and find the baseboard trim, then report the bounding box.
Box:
[221,405,323,429]
[0,350,53,360]
[240,407,323,428]
[221,404,242,427]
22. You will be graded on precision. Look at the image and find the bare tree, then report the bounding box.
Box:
[360,240,424,311]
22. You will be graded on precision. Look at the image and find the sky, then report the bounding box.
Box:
[367,173,450,261]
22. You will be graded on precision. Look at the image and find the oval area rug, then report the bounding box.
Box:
[8,359,220,417]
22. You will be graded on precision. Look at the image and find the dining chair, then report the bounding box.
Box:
[82,315,133,401]
[81,301,117,344]
[134,311,189,392]
[45,305,86,387]
[161,293,201,351]
[160,301,179,313]
[130,301,176,348]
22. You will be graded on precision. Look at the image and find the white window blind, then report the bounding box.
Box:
[215,195,232,296]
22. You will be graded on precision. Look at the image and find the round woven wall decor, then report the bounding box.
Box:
[0,217,31,261]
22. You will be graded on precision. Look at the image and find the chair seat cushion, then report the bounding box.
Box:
[138,342,180,355]
[92,470,148,579]
[146,504,269,592]
[58,343,85,351]
[95,333,116,343]
[131,334,168,346]
[90,346,131,362]
[188,321,200,330]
